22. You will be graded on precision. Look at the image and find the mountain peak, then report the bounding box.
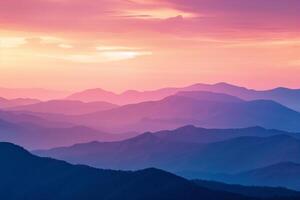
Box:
[213,82,247,90]
[66,88,117,102]
[214,82,234,86]
[177,124,198,129]
[270,87,300,93]
[78,88,116,95]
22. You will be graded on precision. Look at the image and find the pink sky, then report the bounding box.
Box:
[1,0,300,92]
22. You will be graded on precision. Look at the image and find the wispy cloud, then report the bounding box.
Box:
[119,8,197,19]
[96,46,140,51]
[58,44,73,49]
[0,37,27,48]
[40,50,152,63]
[1,0,299,36]
[223,39,300,48]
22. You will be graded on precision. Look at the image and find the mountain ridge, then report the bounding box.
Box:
[7,99,118,115]
[65,82,300,111]
[0,141,257,200]
[65,92,300,133]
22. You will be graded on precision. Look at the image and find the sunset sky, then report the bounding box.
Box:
[1,0,300,92]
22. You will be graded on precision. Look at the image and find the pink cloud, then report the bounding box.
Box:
[166,0,300,31]
[1,0,299,38]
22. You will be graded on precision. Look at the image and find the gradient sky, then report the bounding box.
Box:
[1,0,300,92]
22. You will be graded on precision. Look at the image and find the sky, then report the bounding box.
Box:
[1,0,300,92]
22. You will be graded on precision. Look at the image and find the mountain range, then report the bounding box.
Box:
[218,162,300,191]
[66,82,300,111]
[2,82,300,112]
[0,97,40,109]
[0,87,68,100]
[0,118,136,150]
[6,100,118,115]
[1,82,300,196]
[34,126,300,190]
[2,90,300,151]
[0,142,261,200]
[64,91,300,133]
[3,141,300,200]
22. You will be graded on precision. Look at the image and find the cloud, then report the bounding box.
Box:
[101,50,152,61]
[58,44,73,49]
[0,37,27,48]
[96,46,140,51]
[223,39,300,48]
[119,8,197,19]
[166,0,300,31]
[1,0,299,38]
[40,50,152,63]
[39,36,65,44]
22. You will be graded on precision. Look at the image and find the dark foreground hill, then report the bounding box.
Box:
[0,142,257,200]
[193,179,300,199]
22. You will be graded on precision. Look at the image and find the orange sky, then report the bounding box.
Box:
[1,0,300,92]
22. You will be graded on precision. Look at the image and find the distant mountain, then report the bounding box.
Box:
[186,82,300,112]
[0,97,40,108]
[0,118,135,150]
[0,87,69,100]
[67,91,300,133]
[177,134,300,174]
[193,179,300,199]
[35,131,197,170]
[0,110,73,128]
[222,162,300,191]
[153,125,300,144]
[66,82,300,111]
[0,142,255,200]
[7,100,118,115]
[67,88,118,103]
[35,128,300,179]
[66,87,180,104]
[176,91,244,103]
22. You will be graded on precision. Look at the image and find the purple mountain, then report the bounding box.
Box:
[0,97,40,109]
[65,91,300,133]
[0,87,68,100]
[66,82,300,111]
[34,127,300,182]
[0,118,137,149]
[7,100,118,115]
